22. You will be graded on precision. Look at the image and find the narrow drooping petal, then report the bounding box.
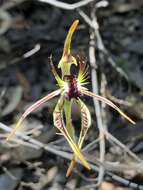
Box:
[53,95,65,131]
[6,89,61,141]
[53,96,91,171]
[81,89,135,124]
[78,99,91,147]
[63,127,91,171]
[66,99,91,177]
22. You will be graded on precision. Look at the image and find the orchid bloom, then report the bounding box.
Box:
[6,20,135,176]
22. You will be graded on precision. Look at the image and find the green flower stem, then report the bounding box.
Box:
[64,99,75,141]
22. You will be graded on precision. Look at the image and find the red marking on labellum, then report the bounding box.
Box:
[64,75,82,100]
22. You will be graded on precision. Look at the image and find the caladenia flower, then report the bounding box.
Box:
[6,20,135,176]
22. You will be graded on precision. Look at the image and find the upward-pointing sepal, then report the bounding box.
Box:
[58,20,79,77]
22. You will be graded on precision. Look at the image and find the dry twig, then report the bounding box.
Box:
[78,8,128,79]
[37,0,96,10]
[88,7,106,186]
[1,1,143,188]
[1,122,143,189]
[77,2,143,187]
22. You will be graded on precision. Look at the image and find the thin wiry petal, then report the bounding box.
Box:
[6,89,61,141]
[78,99,91,147]
[81,89,135,125]
[66,99,91,177]
[53,96,91,171]
[63,127,91,171]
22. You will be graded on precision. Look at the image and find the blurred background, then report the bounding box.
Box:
[0,0,143,189]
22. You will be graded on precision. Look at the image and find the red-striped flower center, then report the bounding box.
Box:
[64,75,81,100]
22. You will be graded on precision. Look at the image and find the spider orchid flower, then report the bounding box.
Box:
[6,20,135,176]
